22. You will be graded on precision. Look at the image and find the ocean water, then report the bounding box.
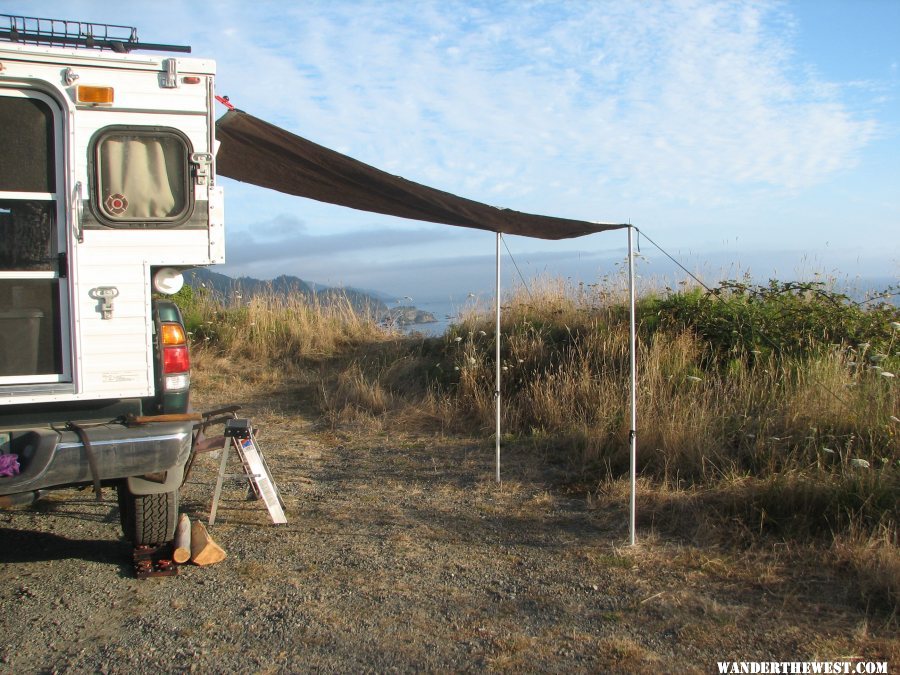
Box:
[396,299,456,337]
[395,297,494,337]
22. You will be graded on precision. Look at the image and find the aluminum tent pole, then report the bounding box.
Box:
[628,226,637,545]
[495,232,502,484]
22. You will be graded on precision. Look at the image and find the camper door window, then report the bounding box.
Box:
[0,94,56,271]
[0,89,65,378]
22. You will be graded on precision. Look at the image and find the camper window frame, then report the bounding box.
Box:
[87,125,194,229]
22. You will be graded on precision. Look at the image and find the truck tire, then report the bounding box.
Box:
[117,484,179,546]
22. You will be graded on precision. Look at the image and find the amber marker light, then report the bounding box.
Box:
[161,322,187,346]
[76,85,114,105]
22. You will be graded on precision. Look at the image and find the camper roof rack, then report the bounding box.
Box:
[0,14,190,53]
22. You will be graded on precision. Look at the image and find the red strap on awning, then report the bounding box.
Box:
[215,95,235,110]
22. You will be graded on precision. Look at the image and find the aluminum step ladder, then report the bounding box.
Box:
[208,418,286,526]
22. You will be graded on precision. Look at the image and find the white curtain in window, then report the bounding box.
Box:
[101,137,183,219]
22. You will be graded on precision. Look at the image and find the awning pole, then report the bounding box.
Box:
[628,226,637,545]
[495,232,502,484]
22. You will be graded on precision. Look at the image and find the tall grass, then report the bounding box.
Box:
[177,276,900,612]
[421,280,898,474]
[173,283,393,361]
[316,277,898,611]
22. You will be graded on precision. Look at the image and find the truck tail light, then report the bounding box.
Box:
[160,322,190,391]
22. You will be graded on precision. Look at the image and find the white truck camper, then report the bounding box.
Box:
[0,15,224,544]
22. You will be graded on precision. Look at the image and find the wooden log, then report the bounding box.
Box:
[127,412,204,425]
[190,520,226,566]
[173,513,191,564]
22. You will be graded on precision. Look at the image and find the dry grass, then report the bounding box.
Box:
[181,286,394,362]
[831,527,900,615]
[181,275,899,614]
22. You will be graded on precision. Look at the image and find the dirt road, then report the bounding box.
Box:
[1,388,895,673]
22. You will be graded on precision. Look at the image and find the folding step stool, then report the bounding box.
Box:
[208,418,287,526]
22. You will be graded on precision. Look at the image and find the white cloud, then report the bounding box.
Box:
[10,0,895,289]
[21,1,882,207]
[193,1,878,206]
[223,219,461,265]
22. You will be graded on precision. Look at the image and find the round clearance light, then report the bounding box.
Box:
[153,268,185,295]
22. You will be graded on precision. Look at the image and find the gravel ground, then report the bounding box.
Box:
[1,390,896,673]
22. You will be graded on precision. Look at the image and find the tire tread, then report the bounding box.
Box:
[118,486,178,545]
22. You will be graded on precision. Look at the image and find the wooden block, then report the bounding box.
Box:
[190,520,226,566]
[173,513,191,564]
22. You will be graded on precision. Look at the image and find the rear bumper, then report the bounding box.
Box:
[0,421,193,497]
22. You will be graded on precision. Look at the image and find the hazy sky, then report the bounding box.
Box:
[11,1,900,300]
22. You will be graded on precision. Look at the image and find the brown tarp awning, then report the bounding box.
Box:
[215,110,626,241]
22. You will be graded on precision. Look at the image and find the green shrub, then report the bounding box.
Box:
[644,279,899,368]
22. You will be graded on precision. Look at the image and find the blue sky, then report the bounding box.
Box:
[9,1,900,300]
